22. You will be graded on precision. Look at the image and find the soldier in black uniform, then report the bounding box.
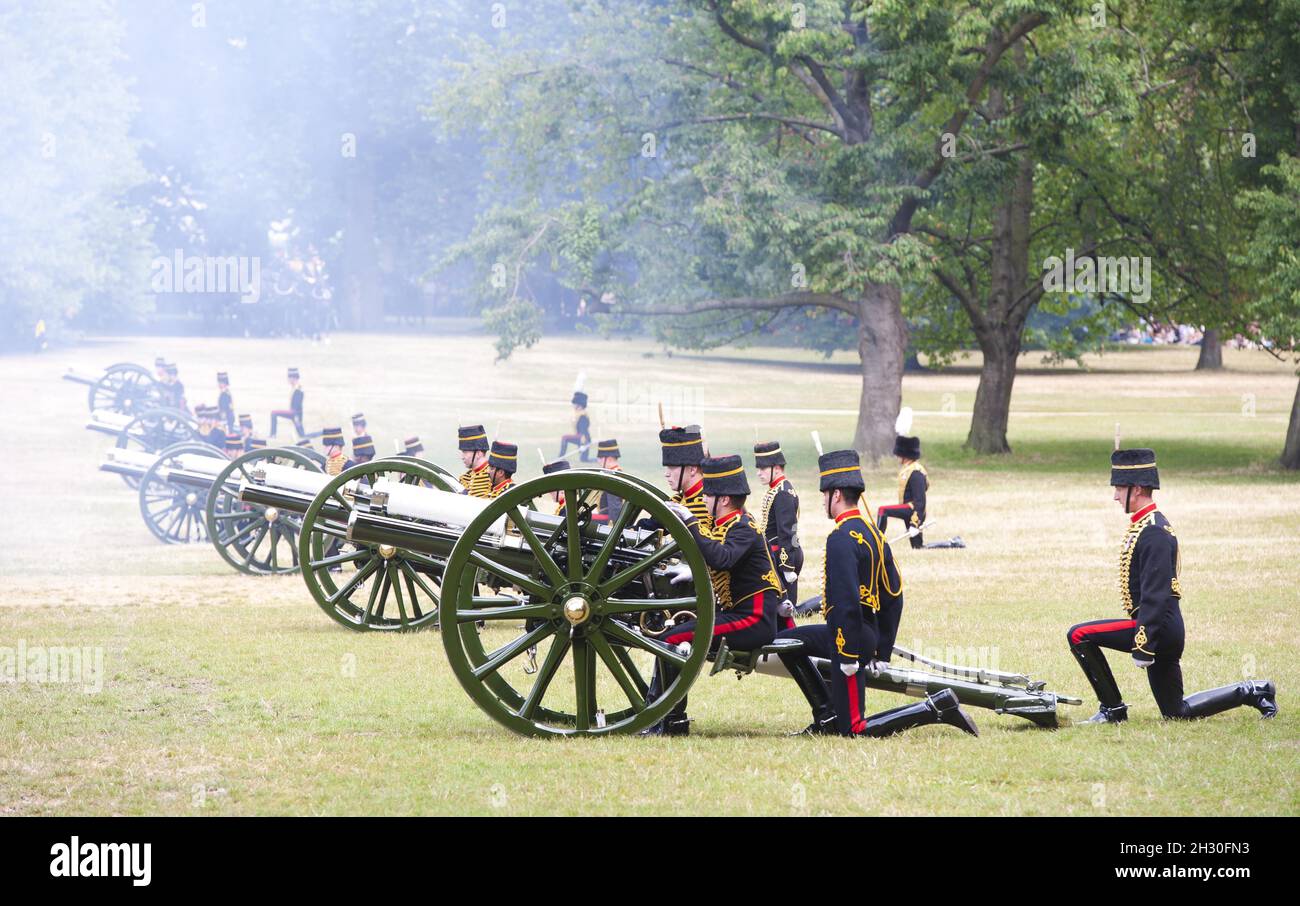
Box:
[643,454,783,736]
[558,391,593,461]
[487,441,518,498]
[636,426,711,533]
[238,413,255,451]
[876,434,927,549]
[321,426,348,476]
[248,437,267,450]
[196,405,225,450]
[754,441,803,615]
[457,425,493,498]
[223,432,244,460]
[595,439,624,524]
[350,434,376,467]
[541,458,571,513]
[270,367,305,438]
[776,449,978,737]
[351,412,367,437]
[164,363,188,413]
[1067,449,1278,724]
[216,372,234,431]
[404,435,424,457]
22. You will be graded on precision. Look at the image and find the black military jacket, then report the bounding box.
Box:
[758,476,803,575]
[1119,504,1182,656]
[684,509,781,611]
[821,509,903,663]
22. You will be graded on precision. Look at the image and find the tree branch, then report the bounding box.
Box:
[620,291,857,317]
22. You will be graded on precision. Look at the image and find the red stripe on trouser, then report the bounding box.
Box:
[877,505,910,514]
[664,593,765,646]
[1069,619,1136,645]
[845,672,866,734]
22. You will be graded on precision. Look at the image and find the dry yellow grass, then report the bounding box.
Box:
[0,333,1296,815]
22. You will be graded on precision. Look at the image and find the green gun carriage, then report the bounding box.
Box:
[64,362,166,416]
[241,462,1080,736]
[99,441,323,573]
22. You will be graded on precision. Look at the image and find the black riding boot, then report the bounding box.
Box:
[639,661,690,736]
[1070,640,1128,722]
[780,654,837,735]
[1181,680,1278,720]
[863,689,979,738]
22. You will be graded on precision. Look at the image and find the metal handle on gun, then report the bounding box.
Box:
[888,519,933,544]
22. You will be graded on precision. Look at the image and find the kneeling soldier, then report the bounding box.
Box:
[877,433,927,549]
[487,441,517,498]
[1068,449,1277,723]
[456,425,493,498]
[644,454,783,736]
[777,449,978,737]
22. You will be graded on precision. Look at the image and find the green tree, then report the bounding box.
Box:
[439,0,1061,460]
[0,1,152,349]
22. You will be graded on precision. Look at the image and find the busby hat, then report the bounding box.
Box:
[217,371,229,384]
[818,449,865,492]
[489,440,518,474]
[352,434,375,456]
[893,435,921,460]
[287,367,300,380]
[321,427,345,448]
[238,413,253,428]
[571,391,588,407]
[458,424,489,452]
[1111,448,1159,489]
[542,459,571,475]
[154,356,166,369]
[194,404,214,419]
[295,438,314,450]
[249,437,267,449]
[224,433,243,451]
[754,440,785,469]
[701,454,749,497]
[404,435,424,455]
[165,362,178,376]
[596,439,621,459]
[351,412,366,426]
[659,426,705,466]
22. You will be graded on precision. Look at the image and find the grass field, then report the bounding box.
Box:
[1,332,1297,816]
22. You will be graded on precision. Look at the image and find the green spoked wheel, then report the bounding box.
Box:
[88,362,164,415]
[439,471,714,737]
[206,447,322,575]
[298,459,460,631]
[137,441,223,544]
[385,455,460,487]
[114,407,201,489]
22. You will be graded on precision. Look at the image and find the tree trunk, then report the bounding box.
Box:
[966,332,1020,454]
[853,282,908,463]
[1282,376,1300,470]
[342,157,382,329]
[963,148,1034,454]
[1195,328,1223,369]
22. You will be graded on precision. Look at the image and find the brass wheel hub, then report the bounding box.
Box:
[562,595,591,626]
[264,506,280,523]
[378,544,397,559]
[185,492,197,506]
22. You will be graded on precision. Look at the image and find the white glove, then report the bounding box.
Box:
[664,501,695,525]
[666,563,694,585]
[777,599,795,618]
[839,661,859,676]
[782,570,798,585]
[868,659,884,678]
[1132,652,1154,669]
